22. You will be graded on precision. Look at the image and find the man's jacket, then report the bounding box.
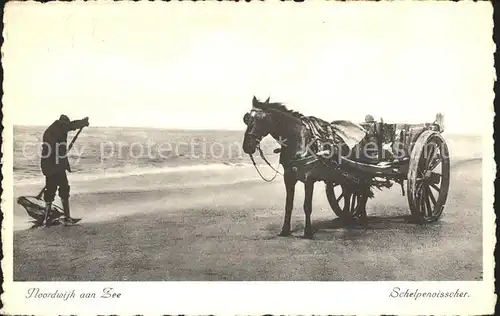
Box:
[40,119,87,176]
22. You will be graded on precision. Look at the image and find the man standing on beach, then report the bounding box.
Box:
[40,115,89,226]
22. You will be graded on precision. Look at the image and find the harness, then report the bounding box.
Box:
[287,147,366,185]
[249,115,368,186]
[301,116,336,153]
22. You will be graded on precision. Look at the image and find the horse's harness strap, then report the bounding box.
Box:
[302,117,336,152]
[288,154,320,167]
[258,146,283,175]
[289,118,367,186]
[249,117,364,186]
[250,154,279,182]
[249,145,283,182]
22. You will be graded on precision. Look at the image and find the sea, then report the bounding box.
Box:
[13,125,482,185]
[13,125,280,185]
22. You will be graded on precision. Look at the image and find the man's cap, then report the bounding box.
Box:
[59,114,70,123]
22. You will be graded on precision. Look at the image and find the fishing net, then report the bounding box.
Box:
[17,196,64,222]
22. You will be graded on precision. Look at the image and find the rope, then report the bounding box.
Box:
[258,146,283,176]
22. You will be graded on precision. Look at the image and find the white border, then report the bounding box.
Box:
[1,1,496,315]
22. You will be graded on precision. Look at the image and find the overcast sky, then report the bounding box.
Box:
[3,1,493,133]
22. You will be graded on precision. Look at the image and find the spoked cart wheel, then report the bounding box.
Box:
[325,182,363,221]
[407,130,450,223]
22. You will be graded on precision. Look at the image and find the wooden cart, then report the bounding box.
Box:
[325,114,450,224]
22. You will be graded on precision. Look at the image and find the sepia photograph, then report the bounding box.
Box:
[1,1,495,315]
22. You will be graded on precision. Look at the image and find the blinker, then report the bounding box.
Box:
[243,113,251,125]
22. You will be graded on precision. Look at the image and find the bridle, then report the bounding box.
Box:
[245,108,283,182]
[243,103,373,188]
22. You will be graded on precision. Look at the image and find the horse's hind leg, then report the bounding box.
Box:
[279,170,297,237]
[303,180,315,238]
[341,186,357,227]
[358,191,370,228]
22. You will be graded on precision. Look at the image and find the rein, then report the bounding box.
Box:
[249,146,283,182]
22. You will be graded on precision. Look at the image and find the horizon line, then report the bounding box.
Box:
[12,124,484,136]
[13,124,246,132]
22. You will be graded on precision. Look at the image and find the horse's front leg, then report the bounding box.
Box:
[303,180,315,238]
[279,169,297,237]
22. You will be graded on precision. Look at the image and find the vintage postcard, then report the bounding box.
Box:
[1,1,496,315]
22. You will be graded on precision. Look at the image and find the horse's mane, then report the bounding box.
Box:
[254,101,305,120]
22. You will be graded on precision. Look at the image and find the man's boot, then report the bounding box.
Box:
[42,202,52,226]
[61,199,81,225]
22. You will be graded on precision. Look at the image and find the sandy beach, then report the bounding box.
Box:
[3,6,494,315]
[13,153,483,281]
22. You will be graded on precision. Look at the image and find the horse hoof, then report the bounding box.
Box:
[278,230,291,237]
[360,217,369,228]
[303,229,315,239]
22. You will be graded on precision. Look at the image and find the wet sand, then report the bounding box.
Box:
[12,154,483,281]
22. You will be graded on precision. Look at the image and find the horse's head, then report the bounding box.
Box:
[242,96,273,155]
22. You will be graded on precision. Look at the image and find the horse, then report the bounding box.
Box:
[242,96,375,238]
